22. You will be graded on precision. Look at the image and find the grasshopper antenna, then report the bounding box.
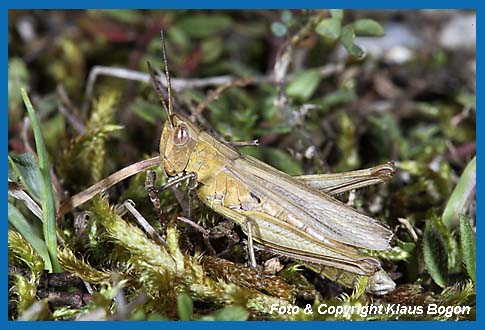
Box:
[146,30,174,127]
[147,61,172,127]
[160,30,174,120]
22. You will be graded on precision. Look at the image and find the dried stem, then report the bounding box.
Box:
[273,12,326,115]
[57,156,160,217]
[81,62,342,115]
[122,200,166,246]
[57,85,86,134]
[194,77,256,115]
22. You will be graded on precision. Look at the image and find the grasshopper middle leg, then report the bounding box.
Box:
[177,217,240,257]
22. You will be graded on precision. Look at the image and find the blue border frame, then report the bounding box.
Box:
[4,0,480,328]
[4,1,478,9]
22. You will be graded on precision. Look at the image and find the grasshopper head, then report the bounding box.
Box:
[159,113,201,176]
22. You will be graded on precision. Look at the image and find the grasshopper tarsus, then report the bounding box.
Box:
[186,172,199,190]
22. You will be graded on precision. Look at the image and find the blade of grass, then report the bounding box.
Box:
[8,153,43,203]
[177,292,193,321]
[459,215,476,284]
[8,181,43,220]
[423,218,448,288]
[8,203,53,272]
[21,89,62,272]
[442,156,476,229]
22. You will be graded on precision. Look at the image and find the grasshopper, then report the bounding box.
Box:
[149,33,396,295]
[58,33,396,295]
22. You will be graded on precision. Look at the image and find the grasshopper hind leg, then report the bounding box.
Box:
[311,264,395,295]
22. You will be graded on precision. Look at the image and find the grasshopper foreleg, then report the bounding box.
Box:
[146,171,198,234]
[186,174,199,218]
[145,170,167,233]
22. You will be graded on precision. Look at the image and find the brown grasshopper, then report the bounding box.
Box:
[150,33,396,295]
[59,32,397,295]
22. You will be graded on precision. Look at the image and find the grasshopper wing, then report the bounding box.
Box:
[225,154,393,251]
[213,204,381,275]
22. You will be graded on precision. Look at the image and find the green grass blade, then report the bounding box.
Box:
[8,203,53,272]
[177,292,193,320]
[442,156,476,230]
[21,88,62,272]
[423,216,449,288]
[210,306,250,321]
[9,152,43,203]
[459,215,476,284]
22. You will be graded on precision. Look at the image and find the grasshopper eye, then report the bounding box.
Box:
[173,123,190,146]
